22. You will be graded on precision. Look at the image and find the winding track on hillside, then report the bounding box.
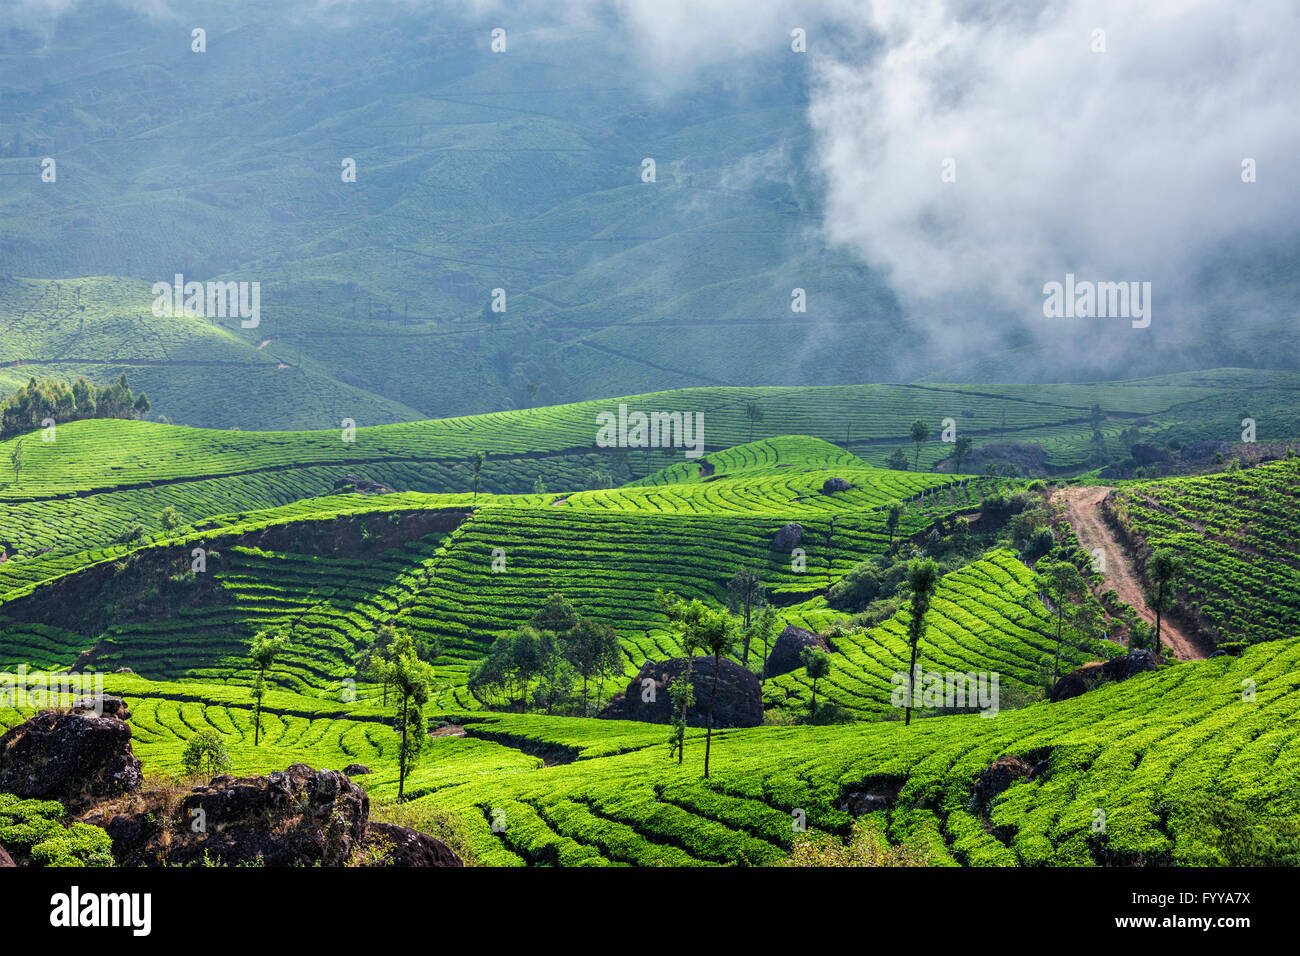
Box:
[1057,485,1207,661]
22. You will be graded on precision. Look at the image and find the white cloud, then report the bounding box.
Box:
[808,0,1300,324]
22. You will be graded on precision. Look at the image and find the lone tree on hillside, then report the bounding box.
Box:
[748,603,781,686]
[727,566,765,663]
[745,402,764,443]
[249,629,290,746]
[952,435,973,474]
[359,623,401,705]
[802,646,831,719]
[910,420,930,472]
[1038,558,1086,681]
[667,671,695,765]
[693,607,738,779]
[469,451,486,503]
[9,437,23,486]
[656,591,710,763]
[1150,550,1181,658]
[904,559,940,726]
[389,632,435,801]
[182,729,232,779]
[886,503,901,552]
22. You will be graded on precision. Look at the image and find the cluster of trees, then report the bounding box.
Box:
[467,594,621,716]
[1,374,150,440]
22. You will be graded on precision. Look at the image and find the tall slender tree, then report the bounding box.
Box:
[904,560,940,726]
[693,608,737,778]
[727,566,765,663]
[750,604,781,686]
[469,450,486,503]
[1150,550,1180,658]
[389,633,435,801]
[1038,559,1086,681]
[952,435,973,474]
[744,402,764,443]
[910,420,931,472]
[802,646,831,719]
[249,629,290,746]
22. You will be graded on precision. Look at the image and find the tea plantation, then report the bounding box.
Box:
[0,379,1297,866]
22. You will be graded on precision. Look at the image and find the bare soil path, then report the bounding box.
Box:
[1056,485,1207,660]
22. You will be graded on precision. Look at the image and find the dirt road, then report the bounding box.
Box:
[1056,485,1206,660]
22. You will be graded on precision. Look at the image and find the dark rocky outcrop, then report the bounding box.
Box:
[362,822,462,867]
[1050,650,1159,702]
[70,694,130,719]
[0,703,143,811]
[93,764,465,868]
[838,777,904,816]
[766,625,829,678]
[821,476,852,494]
[103,764,370,867]
[332,473,395,495]
[598,656,763,728]
[771,522,804,551]
[343,764,372,776]
[974,754,1047,809]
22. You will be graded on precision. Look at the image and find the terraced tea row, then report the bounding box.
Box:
[768,550,1118,716]
[3,630,1295,866]
[1109,458,1300,646]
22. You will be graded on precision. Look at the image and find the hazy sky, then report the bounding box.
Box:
[10,0,1298,364]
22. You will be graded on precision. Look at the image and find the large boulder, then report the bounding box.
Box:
[766,625,829,678]
[102,764,370,867]
[974,754,1044,809]
[70,694,130,720]
[599,657,762,728]
[362,822,463,867]
[821,476,852,494]
[771,522,804,551]
[1051,650,1159,702]
[332,473,394,495]
[0,703,143,811]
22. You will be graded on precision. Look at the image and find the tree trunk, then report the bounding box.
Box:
[1053,610,1063,681]
[582,673,589,717]
[704,655,721,778]
[398,695,409,801]
[254,665,264,746]
[1154,582,1165,657]
[905,638,920,726]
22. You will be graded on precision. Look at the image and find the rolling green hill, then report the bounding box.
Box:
[2,371,1293,562]
[1,382,1297,867]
